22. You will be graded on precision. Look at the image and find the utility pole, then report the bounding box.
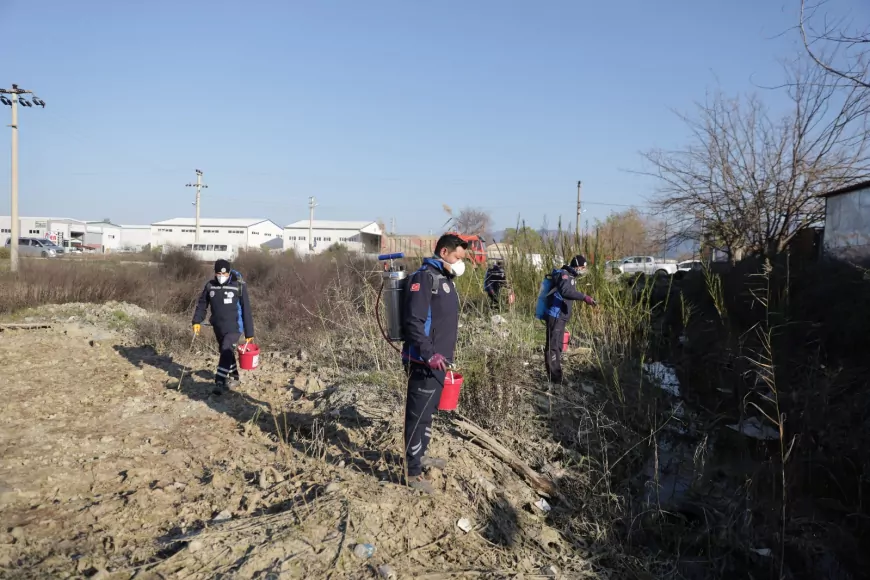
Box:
[575,180,582,237]
[185,169,208,243]
[308,196,317,252]
[1,84,45,273]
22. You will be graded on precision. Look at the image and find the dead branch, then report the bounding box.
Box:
[0,322,52,330]
[452,416,561,500]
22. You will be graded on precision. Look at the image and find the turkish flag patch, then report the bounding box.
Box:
[562,274,568,280]
[410,283,421,292]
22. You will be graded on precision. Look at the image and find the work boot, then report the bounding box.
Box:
[421,456,447,470]
[212,381,228,396]
[406,474,435,494]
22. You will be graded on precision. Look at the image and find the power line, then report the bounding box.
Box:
[193,190,652,211]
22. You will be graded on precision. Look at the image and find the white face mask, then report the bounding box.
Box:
[216,274,230,285]
[449,259,466,278]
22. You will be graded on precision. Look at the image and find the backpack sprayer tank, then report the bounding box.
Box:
[378,252,406,342]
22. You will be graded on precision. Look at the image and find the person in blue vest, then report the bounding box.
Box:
[192,259,255,395]
[545,255,596,384]
[401,233,468,493]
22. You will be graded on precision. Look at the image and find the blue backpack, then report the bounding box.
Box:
[534,273,559,320]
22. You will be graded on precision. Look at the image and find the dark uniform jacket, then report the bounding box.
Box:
[401,258,460,364]
[484,265,507,293]
[192,273,254,337]
[546,266,589,320]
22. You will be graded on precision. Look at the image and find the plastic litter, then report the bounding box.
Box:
[353,543,375,559]
[533,498,552,513]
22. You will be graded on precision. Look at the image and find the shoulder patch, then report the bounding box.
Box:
[562,274,568,280]
[410,283,421,292]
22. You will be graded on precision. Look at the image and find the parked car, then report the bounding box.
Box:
[5,237,65,258]
[604,260,622,274]
[62,240,84,254]
[677,260,703,272]
[618,256,679,276]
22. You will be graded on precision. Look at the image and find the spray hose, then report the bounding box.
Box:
[375,281,457,372]
[375,280,458,463]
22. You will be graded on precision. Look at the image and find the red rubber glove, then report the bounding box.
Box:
[427,353,448,371]
[584,295,597,306]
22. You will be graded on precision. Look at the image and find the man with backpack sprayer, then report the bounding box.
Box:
[536,255,597,384]
[401,233,468,494]
[191,259,255,395]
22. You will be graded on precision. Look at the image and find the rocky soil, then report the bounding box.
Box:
[0,304,599,579]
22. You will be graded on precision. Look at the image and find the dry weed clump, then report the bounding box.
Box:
[454,315,536,433]
[0,250,378,351]
[133,314,202,355]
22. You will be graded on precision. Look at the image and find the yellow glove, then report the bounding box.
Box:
[192,324,201,336]
[245,337,254,344]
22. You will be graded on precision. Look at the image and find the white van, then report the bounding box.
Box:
[169,243,238,262]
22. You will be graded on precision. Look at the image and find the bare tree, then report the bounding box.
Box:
[800,0,870,90]
[451,207,493,236]
[640,59,870,261]
[594,208,660,259]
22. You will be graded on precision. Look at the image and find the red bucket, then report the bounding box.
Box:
[562,332,570,352]
[237,342,260,370]
[438,371,463,411]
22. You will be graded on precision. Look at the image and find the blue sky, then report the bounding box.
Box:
[0,0,863,234]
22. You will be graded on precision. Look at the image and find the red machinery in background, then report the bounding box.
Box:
[444,231,488,266]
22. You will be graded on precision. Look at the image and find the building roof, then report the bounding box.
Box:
[87,220,123,228]
[284,220,377,230]
[261,237,284,250]
[151,218,279,228]
[119,224,150,229]
[819,179,870,198]
[0,216,86,224]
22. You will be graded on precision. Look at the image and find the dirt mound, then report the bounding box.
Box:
[0,315,598,579]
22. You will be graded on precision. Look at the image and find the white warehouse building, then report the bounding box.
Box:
[84,221,123,253]
[150,218,283,250]
[0,216,87,248]
[283,220,383,254]
[119,224,152,252]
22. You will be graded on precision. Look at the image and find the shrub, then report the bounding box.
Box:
[161,248,206,281]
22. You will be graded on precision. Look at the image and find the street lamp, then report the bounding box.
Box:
[1,84,45,273]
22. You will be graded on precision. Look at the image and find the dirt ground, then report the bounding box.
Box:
[0,305,599,579]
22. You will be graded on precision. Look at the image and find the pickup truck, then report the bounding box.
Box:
[618,256,679,276]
